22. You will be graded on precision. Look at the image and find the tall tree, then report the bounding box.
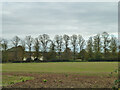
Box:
[25,36,33,60]
[49,40,56,55]
[86,37,93,60]
[2,39,8,51]
[0,38,2,62]
[2,39,8,62]
[0,38,2,51]
[12,36,20,61]
[118,38,120,53]
[63,34,70,50]
[21,40,26,60]
[109,36,117,55]
[118,38,120,60]
[78,35,85,52]
[102,32,110,57]
[39,34,50,60]
[34,37,40,60]
[71,34,78,60]
[54,35,63,60]
[47,40,56,60]
[63,34,70,60]
[93,34,102,59]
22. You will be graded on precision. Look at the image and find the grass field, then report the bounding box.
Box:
[2,62,119,88]
[2,62,118,75]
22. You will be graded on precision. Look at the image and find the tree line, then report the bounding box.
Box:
[0,32,120,62]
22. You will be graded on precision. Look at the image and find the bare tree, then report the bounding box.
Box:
[2,39,8,51]
[63,34,70,60]
[118,38,120,53]
[118,38,120,62]
[102,32,110,57]
[34,37,40,60]
[63,34,70,50]
[0,38,2,51]
[12,36,20,61]
[93,34,102,59]
[48,40,57,60]
[50,40,56,53]
[0,38,2,62]
[25,36,33,60]
[39,34,50,60]
[1,39,8,62]
[93,34,102,53]
[71,34,78,60]
[86,37,93,59]
[21,40,26,60]
[78,35,85,52]
[109,36,117,55]
[54,35,63,60]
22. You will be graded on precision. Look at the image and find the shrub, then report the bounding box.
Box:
[43,79,47,82]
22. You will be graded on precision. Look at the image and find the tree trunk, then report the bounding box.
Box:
[73,46,76,60]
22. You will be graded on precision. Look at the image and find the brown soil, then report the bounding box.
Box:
[2,72,117,88]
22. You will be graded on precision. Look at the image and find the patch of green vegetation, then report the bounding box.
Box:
[43,79,47,82]
[59,80,62,82]
[2,62,118,76]
[2,75,34,86]
[110,68,120,89]
[64,74,68,77]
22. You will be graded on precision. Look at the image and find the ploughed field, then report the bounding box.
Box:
[2,62,118,88]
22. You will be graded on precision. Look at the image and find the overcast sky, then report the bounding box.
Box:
[2,2,118,40]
